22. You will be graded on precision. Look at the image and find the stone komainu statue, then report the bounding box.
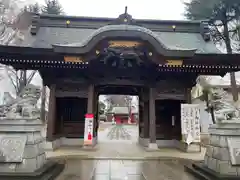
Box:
[0,84,41,119]
[210,88,240,122]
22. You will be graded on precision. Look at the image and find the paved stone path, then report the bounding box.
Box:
[98,124,138,143]
[107,125,131,140]
[51,124,201,179]
[47,124,205,161]
[56,159,198,180]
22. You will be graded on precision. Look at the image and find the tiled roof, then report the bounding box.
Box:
[31,26,220,54]
[112,107,129,114]
[25,13,221,54]
[111,106,138,114]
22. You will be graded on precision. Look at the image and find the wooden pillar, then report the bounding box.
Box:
[138,93,144,136]
[185,88,192,103]
[142,87,149,138]
[143,101,149,138]
[93,90,98,137]
[46,84,56,141]
[87,84,98,138]
[87,84,94,113]
[149,87,156,144]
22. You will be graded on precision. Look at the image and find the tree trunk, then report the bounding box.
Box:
[204,90,215,124]
[23,71,27,86]
[210,107,215,124]
[17,70,28,96]
[40,85,46,123]
[223,20,238,102]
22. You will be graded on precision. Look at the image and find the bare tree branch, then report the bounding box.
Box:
[3,66,18,92]
[26,71,37,85]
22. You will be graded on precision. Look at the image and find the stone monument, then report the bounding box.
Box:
[0,84,64,179]
[185,88,240,179]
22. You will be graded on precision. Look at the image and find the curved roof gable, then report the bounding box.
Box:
[52,24,197,57]
[29,8,220,56]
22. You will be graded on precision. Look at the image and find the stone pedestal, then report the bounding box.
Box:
[138,137,149,147]
[0,118,64,179]
[185,121,240,179]
[176,141,201,153]
[82,136,98,150]
[147,143,158,151]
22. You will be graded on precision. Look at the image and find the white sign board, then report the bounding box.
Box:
[181,104,201,144]
[84,114,94,145]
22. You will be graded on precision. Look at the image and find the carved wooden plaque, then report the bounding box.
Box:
[166,60,183,66]
[64,56,83,63]
[108,40,142,48]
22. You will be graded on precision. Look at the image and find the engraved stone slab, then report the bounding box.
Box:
[227,137,240,165]
[0,135,26,163]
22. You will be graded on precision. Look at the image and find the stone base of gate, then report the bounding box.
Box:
[185,121,240,179]
[138,137,149,147]
[0,161,64,180]
[138,137,200,152]
[45,137,98,151]
[176,141,201,153]
[0,118,64,179]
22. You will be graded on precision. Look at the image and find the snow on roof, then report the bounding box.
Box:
[205,72,240,87]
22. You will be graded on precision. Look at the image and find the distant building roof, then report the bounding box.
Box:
[112,107,129,114]
[111,106,138,114]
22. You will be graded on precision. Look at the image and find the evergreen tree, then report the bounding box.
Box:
[42,0,63,15]
[185,0,240,102]
[98,101,106,115]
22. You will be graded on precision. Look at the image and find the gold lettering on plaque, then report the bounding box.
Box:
[166,60,183,66]
[64,56,83,63]
[108,41,142,48]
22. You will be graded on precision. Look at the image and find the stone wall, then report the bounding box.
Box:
[204,122,240,176]
[16,131,46,172]
[0,119,46,173]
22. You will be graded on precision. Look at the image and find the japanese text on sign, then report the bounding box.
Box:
[181,104,201,144]
[84,114,94,145]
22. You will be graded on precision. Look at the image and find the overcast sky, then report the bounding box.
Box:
[37,0,187,20]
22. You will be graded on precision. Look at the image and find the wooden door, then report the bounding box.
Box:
[170,101,182,140]
[56,97,87,138]
[155,100,172,140]
[155,100,181,140]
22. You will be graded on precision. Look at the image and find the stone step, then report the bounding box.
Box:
[0,160,64,180]
[185,162,240,180]
[185,163,211,180]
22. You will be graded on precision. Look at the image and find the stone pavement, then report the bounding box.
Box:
[107,125,131,140]
[55,159,198,180]
[47,125,205,161]
[50,125,202,179]
[98,124,138,143]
